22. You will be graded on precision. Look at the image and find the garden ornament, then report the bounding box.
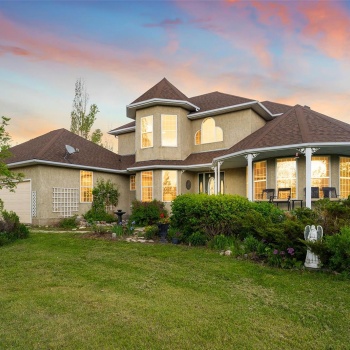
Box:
[304,225,323,269]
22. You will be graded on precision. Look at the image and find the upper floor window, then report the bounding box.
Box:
[340,157,350,198]
[253,161,267,200]
[161,114,177,147]
[80,170,93,203]
[195,117,223,145]
[141,171,153,202]
[311,156,329,190]
[162,170,177,202]
[130,175,136,191]
[276,158,296,198]
[141,115,153,148]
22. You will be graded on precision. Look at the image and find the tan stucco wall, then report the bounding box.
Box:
[135,106,192,162]
[13,165,131,226]
[192,109,266,153]
[117,132,135,155]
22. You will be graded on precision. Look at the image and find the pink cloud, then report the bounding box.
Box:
[144,18,183,28]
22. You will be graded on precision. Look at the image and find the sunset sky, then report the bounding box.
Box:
[1,0,350,150]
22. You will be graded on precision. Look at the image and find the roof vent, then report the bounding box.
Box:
[304,105,310,109]
[64,144,79,160]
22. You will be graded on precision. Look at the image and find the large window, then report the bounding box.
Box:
[80,171,93,202]
[311,156,329,190]
[162,170,177,202]
[276,158,296,198]
[253,161,267,200]
[340,157,350,198]
[161,114,177,147]
[141,115,153,148]
[195,117,223,145]
[141,171,153,202]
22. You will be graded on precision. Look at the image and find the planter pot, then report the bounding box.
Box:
[158,223,169,243]
[172,237,179,245]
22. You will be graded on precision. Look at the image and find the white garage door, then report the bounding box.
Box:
[0,180,32,224]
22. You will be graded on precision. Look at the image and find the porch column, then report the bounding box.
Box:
[212,165,218,195]
[217,161,223,194]
[245,153,258,201]
[299,147,319,209]
[305,148,312,208]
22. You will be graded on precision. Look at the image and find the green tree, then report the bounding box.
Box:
[0,117,24,209]
[70,78,101,144]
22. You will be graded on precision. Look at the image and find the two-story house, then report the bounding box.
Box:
[4,77,350,224]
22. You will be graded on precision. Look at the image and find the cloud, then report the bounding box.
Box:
[144,18,183,28]
[0,45,30,56]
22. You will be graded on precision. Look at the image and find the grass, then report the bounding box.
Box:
[0,232,349,350]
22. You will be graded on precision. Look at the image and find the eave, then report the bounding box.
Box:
[126,98,200,119]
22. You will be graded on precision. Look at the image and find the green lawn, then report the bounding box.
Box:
[0,232,349,350]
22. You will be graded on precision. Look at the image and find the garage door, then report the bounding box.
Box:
[0,180,32,224]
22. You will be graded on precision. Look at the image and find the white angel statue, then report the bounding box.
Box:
[304,225,323,269]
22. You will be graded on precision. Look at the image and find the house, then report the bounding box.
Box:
[3,78,350,224]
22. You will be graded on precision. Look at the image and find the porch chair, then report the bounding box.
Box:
[322,187,341,200]
[272,187,291,210]
[303,187,320,201]
[259,188,275,202]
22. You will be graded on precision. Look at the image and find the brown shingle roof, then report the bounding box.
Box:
[109,121,135,133]
[7,128,133,171]
[260,101,292,114]
[189,92,254,113]
[131,78,189,104]
[223,105,350,155]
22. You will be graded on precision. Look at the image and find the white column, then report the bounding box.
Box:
[305,147,312,208]
[213,165,218,195]
[246,154,254,201]
[217,161,223,194]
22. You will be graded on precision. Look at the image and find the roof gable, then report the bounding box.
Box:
[223,105,350,155]
[131,78,189,104]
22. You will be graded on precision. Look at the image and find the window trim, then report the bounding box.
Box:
[80,170,93,203]
[162,170,178,202]
[140,115,153,149]
[141,171,153,202]
[161,114,177,147]
[253,160,267,200]
[130,174,136,191]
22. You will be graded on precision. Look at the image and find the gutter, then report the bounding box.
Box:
[126,98,200,119]
[7,159,129,174]
[108,126,135,136]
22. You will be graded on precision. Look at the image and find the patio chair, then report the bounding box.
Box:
[303,187,320,201]
[272,187,291,210]
[259,188,275,202]
[322,187,341,200]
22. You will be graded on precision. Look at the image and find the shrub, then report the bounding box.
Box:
[130,200,167,226]
[210,234,230,250]
[0,210,29,246]
[58,216,77,229]
[84,179,120,223]
[112,224,124,237]
[144,225,159,240]
[188,231,207,246]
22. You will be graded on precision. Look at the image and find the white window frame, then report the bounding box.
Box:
[80,170,93,203]
[161,114,177,147]
[141,171,153,202]
[141,115,153,149]
[130,175,136,191]
[275,158,297,199]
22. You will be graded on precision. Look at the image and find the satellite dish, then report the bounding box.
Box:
[64,144,79,160]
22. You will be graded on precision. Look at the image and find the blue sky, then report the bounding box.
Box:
[1,0,350,148]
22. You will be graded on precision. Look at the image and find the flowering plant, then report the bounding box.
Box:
[159,213,170,224]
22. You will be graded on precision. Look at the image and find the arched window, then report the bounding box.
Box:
[194,117,223,145]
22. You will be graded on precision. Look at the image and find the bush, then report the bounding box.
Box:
[144,225,159,240]
[58,216,78,229]
[188,231,207,246]
[0,210,29,246]
[84,210,116,223]
[112,224,124,237]
[130,200,167,226]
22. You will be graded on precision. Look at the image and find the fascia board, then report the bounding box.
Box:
[126,99,200,119]
[108,126,136,136]
[7,159,128,174]
[187,101,282,121]
[127,163,212,171]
